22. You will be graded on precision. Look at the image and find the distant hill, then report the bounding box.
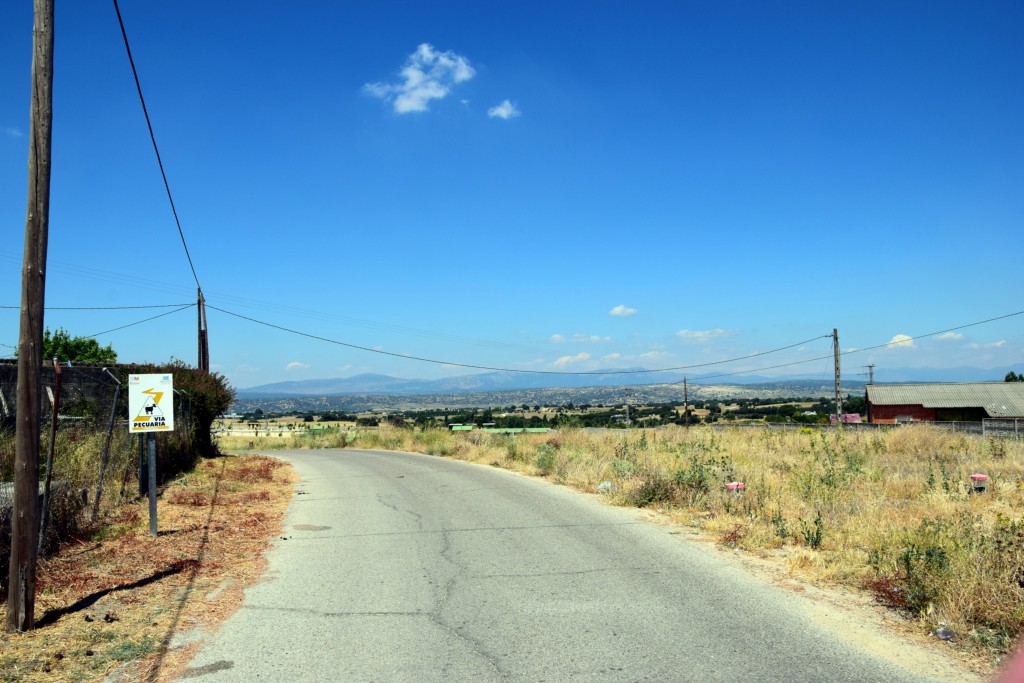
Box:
[231,379,872,414]
[236,365,1017,399]
[236,369,683,398]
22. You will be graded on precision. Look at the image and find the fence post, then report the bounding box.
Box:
[38,360,61,553]
[91,369,121,521]
[147,433,157,536]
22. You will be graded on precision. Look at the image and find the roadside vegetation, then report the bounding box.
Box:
[217,423,1024,666]
[1,363,235,599]
[0,454,294,682]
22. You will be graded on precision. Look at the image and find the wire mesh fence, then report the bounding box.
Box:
[983,418,1023,439]
[1,362,202,600]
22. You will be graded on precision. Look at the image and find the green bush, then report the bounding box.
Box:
[535,443,556,475]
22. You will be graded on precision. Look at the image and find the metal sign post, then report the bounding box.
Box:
[128,374,174,536]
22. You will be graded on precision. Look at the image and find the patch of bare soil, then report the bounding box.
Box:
[0,454,293,682]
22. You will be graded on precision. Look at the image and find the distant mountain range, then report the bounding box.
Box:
[236,365,1017,399]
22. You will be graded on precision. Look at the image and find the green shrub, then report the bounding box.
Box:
[535,443,556,475]
[624,470,676,508]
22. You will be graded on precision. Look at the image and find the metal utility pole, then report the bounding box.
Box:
[833,328,842,427]
[865,364,875,384]
[197,288,209,372]
[8,0,55,633]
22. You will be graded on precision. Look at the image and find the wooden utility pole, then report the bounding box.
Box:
[8,0,55,633]
[197,288,209,372]
[833,328,842,428]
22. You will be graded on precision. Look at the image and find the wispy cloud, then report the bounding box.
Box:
[609,305,637,317]
[887,334,916,349]
[488,99,520,119]
[552,352,591,368]
[286,361,311,370]
[363,43,475,114]
[676,328,727,342]
[4,127,22,138]
[550,333,611,344]
[968,340,1006,349]
[935,332,965,341]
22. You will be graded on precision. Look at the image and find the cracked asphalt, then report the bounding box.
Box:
[178,449,953,682]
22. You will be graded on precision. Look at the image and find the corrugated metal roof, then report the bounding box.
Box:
[866,383,1024,417]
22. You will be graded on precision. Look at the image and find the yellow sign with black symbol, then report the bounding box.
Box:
[128,373,175,433]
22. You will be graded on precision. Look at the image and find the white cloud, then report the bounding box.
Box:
[488,99,520,119]
[286,361,311,370]
[551,333,611,344]
[968,340,1006,349]
[887,334,916,349]
[676,328,727,342]
[552,352,591,368]
[4,127,22,138]
[602,353,623,361]
[609,305,637,317]
[639,351,671,361]
[363,43,475,114]
[936,332,965,341]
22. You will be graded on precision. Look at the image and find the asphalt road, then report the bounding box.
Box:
[179,449,959,682]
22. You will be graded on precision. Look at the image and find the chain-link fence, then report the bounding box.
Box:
[1,362,201,599]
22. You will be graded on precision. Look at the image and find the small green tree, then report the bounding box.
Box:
[1006,371,1023,382]
[41,327,117,364]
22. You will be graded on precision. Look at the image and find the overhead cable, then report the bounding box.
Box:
[0,303,192,311]
[111,0,201,290]
[207,304,830,375]
[837,309,1024,356]
[0,251,551,354]
[89,303,195,338]
[666,308,1024,385]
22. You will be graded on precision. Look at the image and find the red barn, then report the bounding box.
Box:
[866,382,1024,424]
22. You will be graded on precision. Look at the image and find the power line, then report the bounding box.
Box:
[669,354,837,384]
[839,309,1024,356]
[0,251,552,355]
[89,304,195,338]
[111,0,201,290]
[0,303,191,310]
[207,303,830,375]
[667,309,1024,385]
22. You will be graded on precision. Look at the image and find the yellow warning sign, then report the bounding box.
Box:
[129,374,175,433]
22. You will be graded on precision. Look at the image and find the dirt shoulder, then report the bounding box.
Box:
[0,454,294,683]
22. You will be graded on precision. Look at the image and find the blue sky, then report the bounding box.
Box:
[2,1,1022,389]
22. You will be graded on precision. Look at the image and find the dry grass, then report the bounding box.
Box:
[0,454,294,682]
[218,423,1024,665]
